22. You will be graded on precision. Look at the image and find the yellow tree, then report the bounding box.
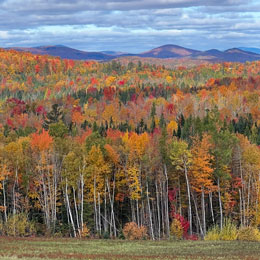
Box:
[122,132,149,227]
[104,143,120,236]
[167,120,178,136]
[170,139,192,234]
[85,145,110,235]
[4,140,24,216]
[190,134,215,236]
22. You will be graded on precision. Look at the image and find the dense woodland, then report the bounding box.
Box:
[0,48,260,239]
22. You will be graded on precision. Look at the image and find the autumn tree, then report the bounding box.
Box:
[190,134,215,236]
[170,139,192,234]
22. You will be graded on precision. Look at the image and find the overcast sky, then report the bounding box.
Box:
[0,0,260,52]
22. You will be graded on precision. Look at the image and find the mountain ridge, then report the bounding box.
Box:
[238,47,260,55]
[5,44,260,63]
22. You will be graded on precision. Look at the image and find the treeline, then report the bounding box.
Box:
[1,107,260,238]
[0,49,260,239]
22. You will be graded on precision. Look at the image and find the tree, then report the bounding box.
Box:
[211,131,237,229]
[30,130,56,232]
[170,139,192,234]
[85,145,110,235]
[43,104,63,130]
[190,134,215,236]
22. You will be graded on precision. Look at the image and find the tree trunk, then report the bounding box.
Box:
[239,188,243,226]
[246,175,251,226]
[155,180,161,240]
[164,164,170,237]
[73,187,80,235]
[13,167,18,216]
[136,200,140,227]
[93,176,98,234]
[160,181,165,237]
[201,187,206,235]
[184,164,192,235]
[239,159,246,226]
[178,177,182,215]
[53,167,57,232]
[209,192,215,225]
[106,176,116,237]
[80,173,84,232]
[146,181,154,240]
[130,199,136,223]
[98,192,102,235]
[217,178,223,229]
[42,173,50,230]
[2,180,7,222]
[65,178,76,237]
[191,191,203,237]
[104,184,108,233]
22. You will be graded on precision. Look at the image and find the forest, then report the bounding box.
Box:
[0,48,260,240]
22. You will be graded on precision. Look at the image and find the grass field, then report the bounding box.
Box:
[0,237,260,260]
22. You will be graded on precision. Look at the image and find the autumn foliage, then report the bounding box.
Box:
[123,222,147,240]
[0,49,260,240]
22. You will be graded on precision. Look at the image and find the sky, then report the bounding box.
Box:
[0,0,260,53]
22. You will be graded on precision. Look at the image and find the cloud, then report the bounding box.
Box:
[0,30,9,39]
[0,0,259,51]
[0,0,250,13]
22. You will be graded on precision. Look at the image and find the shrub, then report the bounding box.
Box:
[172,213,190,237]
[205,219,237,241]
[219,219,238,241]
[123,222,147,240]
[81,223,90,238]
[237,226,260,241]
[0,213,36,237]
[204,225,220,241]
[103,231,110,239]
[170,219,183,239]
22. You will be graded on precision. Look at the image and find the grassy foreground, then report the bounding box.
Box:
[0,237,260,260]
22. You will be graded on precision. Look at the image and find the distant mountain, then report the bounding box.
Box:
[8,45,113,61]
[138,45,260,62]
[101,51,129,56]
[191,49,226,61]
[138,44,200,58]
[192,48,260,62]
[6,44,260,63]
[223,48,260,62]
[238,47,260,55]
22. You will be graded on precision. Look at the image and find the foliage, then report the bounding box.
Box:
[237,226,260,241]
[0,49,260,239]
[0,214,36,237]
[205,219,238,241]
[170,219,183,239]
[123,222,148,240]
[81,224,90,238]
[49,121,68,138]
[206,224,260,242]
[204,225,221,241]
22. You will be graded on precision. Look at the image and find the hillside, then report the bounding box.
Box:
[138,44,200,58]
[0,49,260,240]
[8,45,113,60]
